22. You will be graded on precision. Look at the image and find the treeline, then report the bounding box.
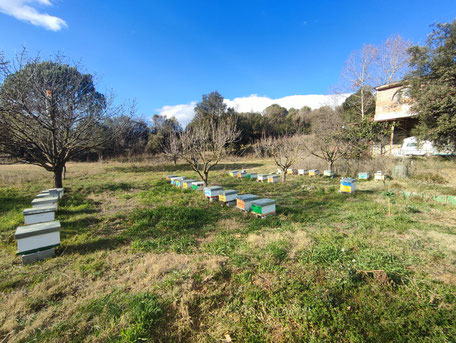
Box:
[73,87,379,161]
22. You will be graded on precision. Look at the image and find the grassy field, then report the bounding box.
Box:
[0,158,455,342]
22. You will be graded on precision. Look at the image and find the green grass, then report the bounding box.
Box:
[0,159,455,342]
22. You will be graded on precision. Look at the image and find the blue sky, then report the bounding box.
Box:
[0,0,455,124]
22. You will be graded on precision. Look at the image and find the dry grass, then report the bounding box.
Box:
[0,156,455,342]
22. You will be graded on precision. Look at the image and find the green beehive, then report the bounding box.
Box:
[448,196,456,206]
[251,199,276,217]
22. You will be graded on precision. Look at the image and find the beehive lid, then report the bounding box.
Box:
[237,194,259,201]
[205,186,223,191]
[341,178,357,183]
[31,196,58,205]
[15,220,61,239]
[229,170,238,174]
[223,189,238,195]
[23,205,57,215]
[248,173,257,176]
[252,198,276,206]
[184,179,197,184]
[193,181,204,185]
[167,175,178,178]
[269,174,279,178]
[375,171,383,174]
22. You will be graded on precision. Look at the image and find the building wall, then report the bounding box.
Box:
[374,84,413,122]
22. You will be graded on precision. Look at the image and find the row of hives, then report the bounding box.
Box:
[166,175,276,217]
[14,188,64,265]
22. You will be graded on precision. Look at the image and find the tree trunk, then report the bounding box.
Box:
[54,165,64,188]
[203,171,209,187]
[329,161,334,171]
[282,169,287,182]
[173,157,177,166]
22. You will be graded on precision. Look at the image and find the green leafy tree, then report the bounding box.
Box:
[407,20,456,149]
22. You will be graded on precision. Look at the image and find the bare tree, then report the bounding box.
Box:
[342,44,378,119]
[179,118,239,186]
[261,135,303,182]
[377,34,411,85]
[0,51,122,187]
[161,132,181,166]
[305,108,349,171]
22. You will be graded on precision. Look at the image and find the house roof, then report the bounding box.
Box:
[374,81,407,91]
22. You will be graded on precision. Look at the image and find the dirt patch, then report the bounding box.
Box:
[88,191,140,216]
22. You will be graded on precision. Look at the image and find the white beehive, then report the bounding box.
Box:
[15,220,61,256]
[204,186,223,200]
[31,196,59,209]
[23,205,56,225]
[257,174,269,182]
[277,168,282,174]
[375,171,385,182]
[309,169,319,176]
[267,175,280,183]
[41,188,63,199]
[324,170,334,177]
[298,169,308,175]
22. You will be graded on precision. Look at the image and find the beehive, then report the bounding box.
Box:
[228,170,238,177]
[257,174,269,182]
[267,175,280,183]
[324,170,334,177]
[170,176,180,185]
[358,172,370,180]
[340,178,357,194]
[23,205,56,225]
[238,171,247,178]
[309,169,319,176]
[166,175,178,181]
[175,177,188,188]
[219,189,238,203]
[251,199,276,217]
[41,188,64,199]
[31,196,59,209]
[287,169,297,175]
[298,169,308,175]
[204,186,223,200]
[247,173,257,180]
[192,181,204,191]
[15,220,61,255]
[375,171,385,182]
[277,168,282,174]
[236,194,260,212]
[183,179,197,189]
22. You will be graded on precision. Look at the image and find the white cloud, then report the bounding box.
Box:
[157,101,197,126]
[157,93,351,126]
[0,0,67,31]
